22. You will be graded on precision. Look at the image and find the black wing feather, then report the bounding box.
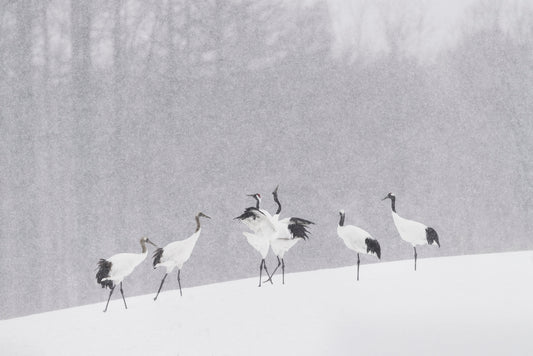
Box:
[288,217,314,240]
[234,207,264,221]
[95,259,114,289]
[153,247,164,268]
[365,238,381,259]
[426,227,440,247]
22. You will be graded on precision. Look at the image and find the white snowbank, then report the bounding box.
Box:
[1,251,532,356]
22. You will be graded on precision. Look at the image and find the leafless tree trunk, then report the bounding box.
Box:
[113,0,124,120]
[70,0,94,305]
[40,1,51,118]
[15,0,33,102]
[14,0,39,310]
[213,0,223,92]
[166,0,177,77]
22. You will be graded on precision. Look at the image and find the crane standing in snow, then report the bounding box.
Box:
[234,193,276,287]
[266,186,313,284]
[235,193,284,287]
[152,212,211,300]
[96,237,157,312]
[382,192,440,270]
[336,210,381,281]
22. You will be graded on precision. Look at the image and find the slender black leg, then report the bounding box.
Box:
[119,282,128,309]
[103,286,115,312]
[281,258,285,285]
[154,273,168,301]
[414,247,417,271]
[357,253,360,281]
[177,270,183,296]
[263,260,273,285]
[258,259,264,287]
[264,257,281,283]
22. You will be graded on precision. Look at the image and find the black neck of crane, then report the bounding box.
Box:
[195,215,201,232]
[339,213,345,226]
[273,193,281,215]
[390,196,396,213]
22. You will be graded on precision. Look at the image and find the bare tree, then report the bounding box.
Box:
[70,1,95,301]
[113,0,124,119]
[71,0,92,100]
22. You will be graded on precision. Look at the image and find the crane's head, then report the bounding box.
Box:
[141,237,157,247]
[247,193,261,203]
[272,185,279,197]
[197,212,211,219]
[382,192,395,201]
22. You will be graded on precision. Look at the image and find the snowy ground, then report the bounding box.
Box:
[1,251,532,356]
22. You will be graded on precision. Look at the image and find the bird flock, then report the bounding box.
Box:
[95,189,440,312]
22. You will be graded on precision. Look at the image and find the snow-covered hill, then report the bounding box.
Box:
[1,251,532,356]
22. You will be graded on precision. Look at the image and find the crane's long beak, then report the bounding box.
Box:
[146,239,157,247]
[203,214,211,219]
[381,196,389,201]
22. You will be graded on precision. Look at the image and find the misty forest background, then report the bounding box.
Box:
[0,0,532,319]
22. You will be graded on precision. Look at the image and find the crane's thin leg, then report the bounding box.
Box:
[177,269,183,296]
[263,260,273,285]
[154,273,168,301]
[264,257,281,284]
[281,258,285,285]
[119,282,128,309]
[258,259,264,287]
[357,253,360,281]
[414,247,417,271]
[103,286,115,313]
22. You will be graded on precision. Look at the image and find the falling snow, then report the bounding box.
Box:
[0,0,532,321]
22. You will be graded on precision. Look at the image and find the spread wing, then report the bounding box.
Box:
[235,207,276,234]
[287,217,314,240]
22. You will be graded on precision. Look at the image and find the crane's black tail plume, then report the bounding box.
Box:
[96,259,114,289]
[288,217,314,240]
[365,238,381,259]
[153,248,164,268]
[426,227,440,247]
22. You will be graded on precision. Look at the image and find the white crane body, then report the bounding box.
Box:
[152,213,210,299]
[270,237,300,259]
[392,212,429,246]
[336,210,381,281]
[243,231,270,259]
[102,252,147,284]
[264,187,313,284]
[337,225,373,255]
[154,229,201,272]
[96,237,156,312]
[382,193,440,271]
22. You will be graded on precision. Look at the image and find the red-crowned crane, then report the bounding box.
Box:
[96,237,157,312]
[266,186,313,284]
[382,193,440,270]
[152,212,211,300]
[234,193,276,287]
[336,210,381,281]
